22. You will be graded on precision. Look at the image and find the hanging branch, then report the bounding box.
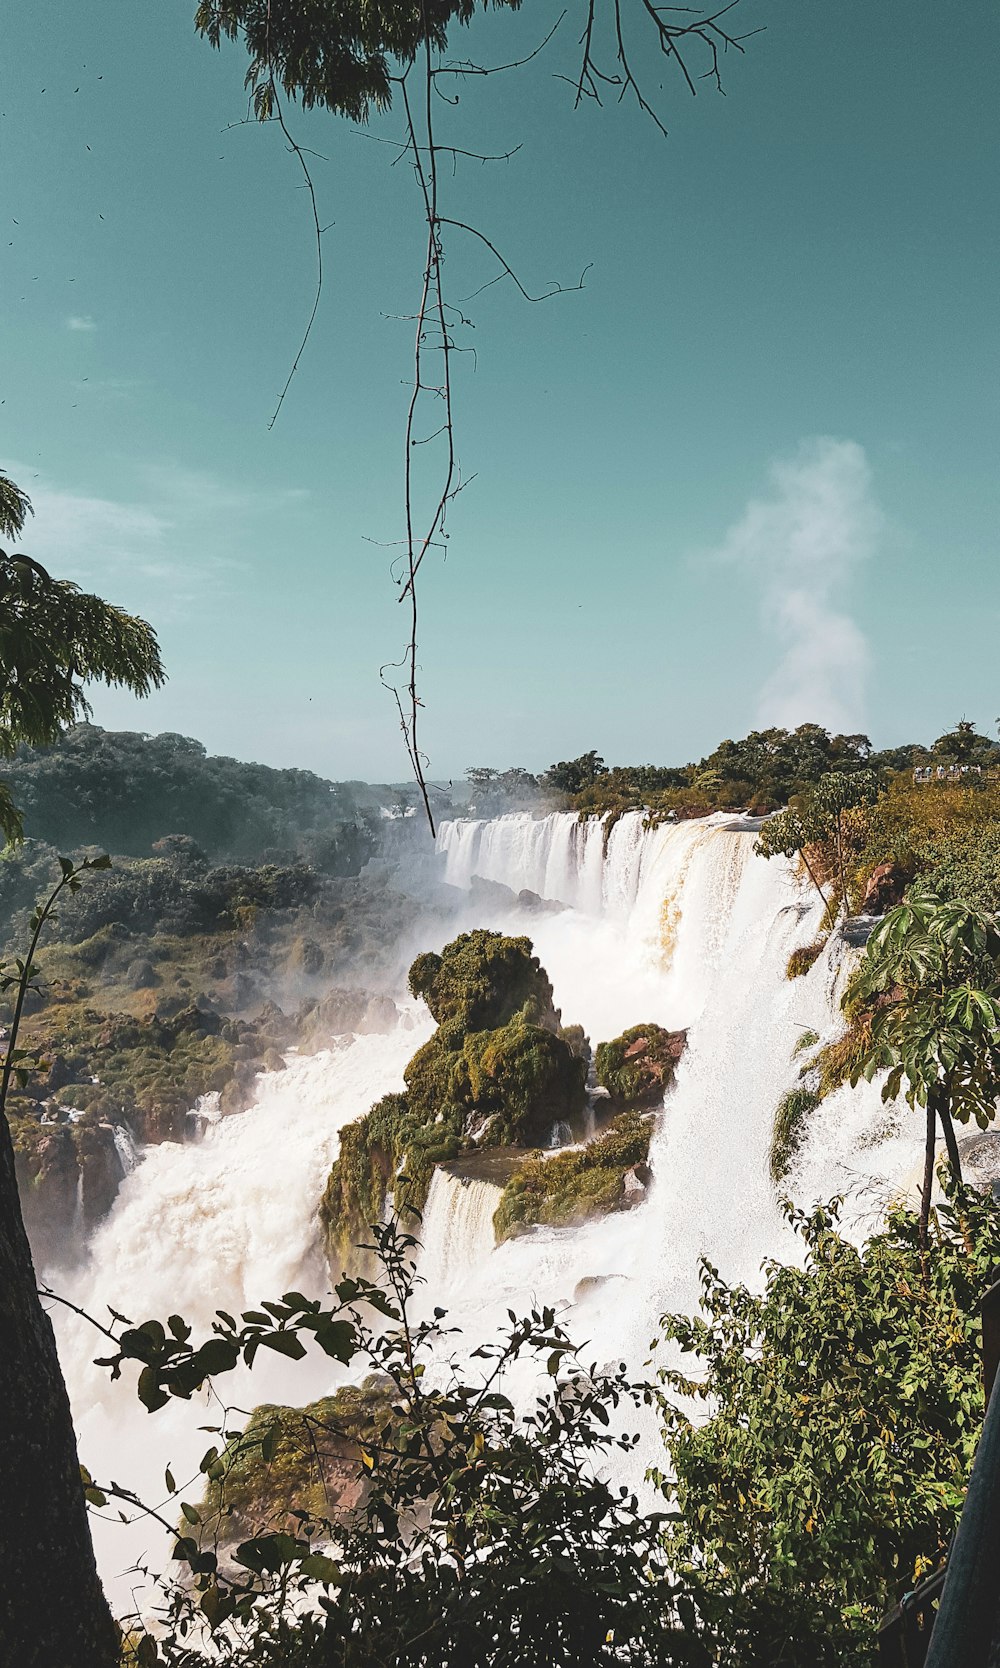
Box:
[206,0,755,833]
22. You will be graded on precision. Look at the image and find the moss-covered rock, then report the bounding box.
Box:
[461,1012,587,1145]
[594,1024,686,1109]
[197,1375,393,1543]
[11,1109,123,1265]
[408,929,560,1035]
[321,932,587,1273]
[492,1112,653,1242]
[320,1092,465,1274]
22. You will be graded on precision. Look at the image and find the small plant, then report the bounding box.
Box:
[769,1087,820,1181]
[786,941,826,980]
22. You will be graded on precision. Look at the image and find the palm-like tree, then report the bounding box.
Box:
[1,467,165,1662]
[1,471,164,844]
[848,890,1000,1244]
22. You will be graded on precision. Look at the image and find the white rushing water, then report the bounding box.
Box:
[51,809,921,1609]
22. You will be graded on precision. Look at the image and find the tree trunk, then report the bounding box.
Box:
[935,1091,963,1185]
[0,1112,119,1665]
[919,1099,936,1250]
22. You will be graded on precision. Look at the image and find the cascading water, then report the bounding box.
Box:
[418,1169,502,1295]
[51,808,920,1610]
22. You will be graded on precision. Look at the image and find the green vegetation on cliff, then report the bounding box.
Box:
[2,724,380,867]
[321,931,588,1272]
[594,1023,685,1109]
[198,1376,393,1543]
[493,1112,652,1241]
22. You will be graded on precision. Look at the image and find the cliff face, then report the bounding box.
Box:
[11,1114,122,1267]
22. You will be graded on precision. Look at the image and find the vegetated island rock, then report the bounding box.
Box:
[492,1111,654,1243]
[594,1023,686,1109]
[197,1375,393,1546]
[320,930,588,1276]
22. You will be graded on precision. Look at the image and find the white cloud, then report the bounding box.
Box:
[712,437,882,734]
[66,314,97,331]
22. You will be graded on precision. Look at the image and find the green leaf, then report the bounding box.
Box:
[299,1552,342,1584]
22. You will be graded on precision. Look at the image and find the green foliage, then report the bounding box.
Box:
[656,1189,1000,1666]
[847,889,1000,1129]
[3,724,375,868]
[493,1111,651,1241]
[768,1087,820,1180]
[407,929,558,1035]
[0,467,32,539]
[195,0,523,126]
[198,1376,394,1542]
[100,1216,692,1667]
[541,751,609,797]
[461,1011,587,1145]
[594,1023,683,1108]
[0,549,163,842]
[320,1091,466,1272]
[930,717,998,766]
[785,940,825,979]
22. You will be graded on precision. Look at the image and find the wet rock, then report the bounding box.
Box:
[573,1274,627,1303]
[863,863,907,916]
[622,1161,651,1204]
[126,957,158,990]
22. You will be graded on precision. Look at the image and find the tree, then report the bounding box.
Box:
[1,858,121,1665]
[0,469,165,1663]
[846,889,1000,1245]
[655,1188,1000,1668]
[1,480,164,844]
[94,1214,700,1666]
[930,718,997,767]
[542,752,608,798]
[755,768,883,918]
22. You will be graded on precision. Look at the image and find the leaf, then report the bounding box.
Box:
[180,1501,201,1525]
[258,1330,307,1360]
[165,1467,176,1494]
[299,1552,342,1584]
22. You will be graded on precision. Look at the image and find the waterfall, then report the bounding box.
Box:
[419,1169,502,1297]
[51,1019,432,1613]
[50,808,921,1611]
[112,1124,140,1175]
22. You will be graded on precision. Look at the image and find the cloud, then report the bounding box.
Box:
[0,457,308,620]
[713,437,882,734]
[66,314,97,332]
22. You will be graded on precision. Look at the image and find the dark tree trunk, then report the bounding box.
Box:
[935,1090,963,1186]
[0,1113,118,1665]
[919,1099,936,1250]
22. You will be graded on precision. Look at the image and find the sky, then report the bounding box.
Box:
[2,1,998,782]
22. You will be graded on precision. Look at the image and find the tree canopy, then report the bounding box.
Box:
[0,472,165,844]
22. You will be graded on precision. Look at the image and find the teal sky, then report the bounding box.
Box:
[3,1,998,781]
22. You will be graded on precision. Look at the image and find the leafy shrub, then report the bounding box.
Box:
[198,1376,393,1542]
[462,1013,586,1145]
[656,1189,1000,1666]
